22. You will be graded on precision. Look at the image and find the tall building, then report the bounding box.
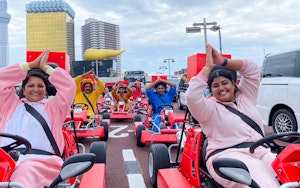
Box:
[81,18,121,76]
[26,0,75,75]
[0,0,10,68]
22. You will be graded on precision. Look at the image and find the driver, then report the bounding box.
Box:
[74,69,104,120]
[111,83,133,112]
[145,78,176,132]
[0,50,75,188]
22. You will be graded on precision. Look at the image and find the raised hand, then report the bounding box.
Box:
[211,46,224,66]
[39,49,50,71]
[28,50,48,69]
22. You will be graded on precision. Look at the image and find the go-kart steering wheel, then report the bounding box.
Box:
[0,132,31,155]
[73,103,89,110]
[157,104,173,112]
[249,132,300,154]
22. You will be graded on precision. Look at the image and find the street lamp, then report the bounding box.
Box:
[159,66,167,75]
[186,17,222,54]
[163,58,175,77]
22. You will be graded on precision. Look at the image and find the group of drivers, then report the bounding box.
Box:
[74,69,176,128]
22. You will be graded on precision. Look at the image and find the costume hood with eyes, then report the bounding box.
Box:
[80,78,94,92]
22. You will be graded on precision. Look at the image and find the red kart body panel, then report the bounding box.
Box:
[140,130,178,143]
[0,149,15,182]
[75,126,105,138]
[157,168,192,188]
[167,111,185,124]
[79,163,106,188]
[157,128,203,187]
[110,112,135,120]
[272,144,300,184]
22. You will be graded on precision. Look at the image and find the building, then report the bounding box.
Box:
[26,0,75,75]
[73,59,114,77]
[0,0,10,68]
[81,18,121,76]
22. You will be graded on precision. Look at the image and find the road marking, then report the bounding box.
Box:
[109,125,129,138]
[122,149,146,188]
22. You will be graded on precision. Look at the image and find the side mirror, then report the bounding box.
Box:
[212,158,259,188]
[47,153,95,188]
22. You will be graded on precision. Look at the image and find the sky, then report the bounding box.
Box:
[7,0,300,75]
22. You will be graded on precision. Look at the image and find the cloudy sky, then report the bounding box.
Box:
[7,0,300,75]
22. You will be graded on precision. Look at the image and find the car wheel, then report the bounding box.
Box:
[133,115,142,122]
[272,109,298,141]
[136,124,146,147]
[177,96,183,110]
[90,141,106,163]
[103,113,110,119]
[100,122,109,141]
[148,144,170,187]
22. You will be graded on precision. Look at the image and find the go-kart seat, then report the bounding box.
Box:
[200,133,224,188]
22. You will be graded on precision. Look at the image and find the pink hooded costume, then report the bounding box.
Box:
[0,64,75,188]
[186,60,280,187]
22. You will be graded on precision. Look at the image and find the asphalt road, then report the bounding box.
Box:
[79,103,274,188]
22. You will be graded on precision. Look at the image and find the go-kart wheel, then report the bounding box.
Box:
[149,144,171,187]
[0,133,31,155]
[90,141,106,163]
[100,122,109,141]
[249,132,300,154]
[103,113,110,119]
[136,125,146,147]
[133,115,142,122]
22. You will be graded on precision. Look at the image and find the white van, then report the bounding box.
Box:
[256,49,300,133]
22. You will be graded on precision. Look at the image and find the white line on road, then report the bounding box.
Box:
[122,149,146,188]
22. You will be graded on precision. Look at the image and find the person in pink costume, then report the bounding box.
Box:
[186,44,280,187]
[0,50,75,188]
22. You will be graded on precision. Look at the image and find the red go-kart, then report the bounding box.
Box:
[64,103,110,141]
[0,132,107,188]
[110,99,137,120]
[148,114,300,188]
[133,104,184,147]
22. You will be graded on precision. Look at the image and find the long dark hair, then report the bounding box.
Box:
[18,68,55,99]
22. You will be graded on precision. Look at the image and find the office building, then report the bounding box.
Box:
[26,0,75,75]
[0,0,10,68]
[81,18,121,76]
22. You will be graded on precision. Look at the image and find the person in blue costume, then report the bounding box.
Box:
[145,77,176,132]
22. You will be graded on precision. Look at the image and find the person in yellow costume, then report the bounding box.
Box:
[74,69,104,119]
[111,84,133,112]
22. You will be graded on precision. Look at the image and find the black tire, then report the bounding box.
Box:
[90,141,106,164]
[133,115,142,122]
[136,124,146,147]
[100,122,109,141]
[177,96,184,110]
[148,144,171,187]
[272,109,298,141]
[103,113,110,119]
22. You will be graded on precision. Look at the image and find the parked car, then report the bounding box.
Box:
[176,74,188,110]
[167,77,180,102]
[256,49,300,134]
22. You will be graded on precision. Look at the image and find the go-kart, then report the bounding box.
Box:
[148,110,300,188]
[130,95,149,111]
[110,99,136,120]
[133,104,184,147]
[64,103,111,141]
[0,132,107,188]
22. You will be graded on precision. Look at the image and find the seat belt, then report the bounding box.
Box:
[24,103,61,157]
[223,105,264,137]
[83,93,96,114]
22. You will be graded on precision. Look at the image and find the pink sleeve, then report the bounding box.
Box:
[185,76,218,124]
[237,59,261,103]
